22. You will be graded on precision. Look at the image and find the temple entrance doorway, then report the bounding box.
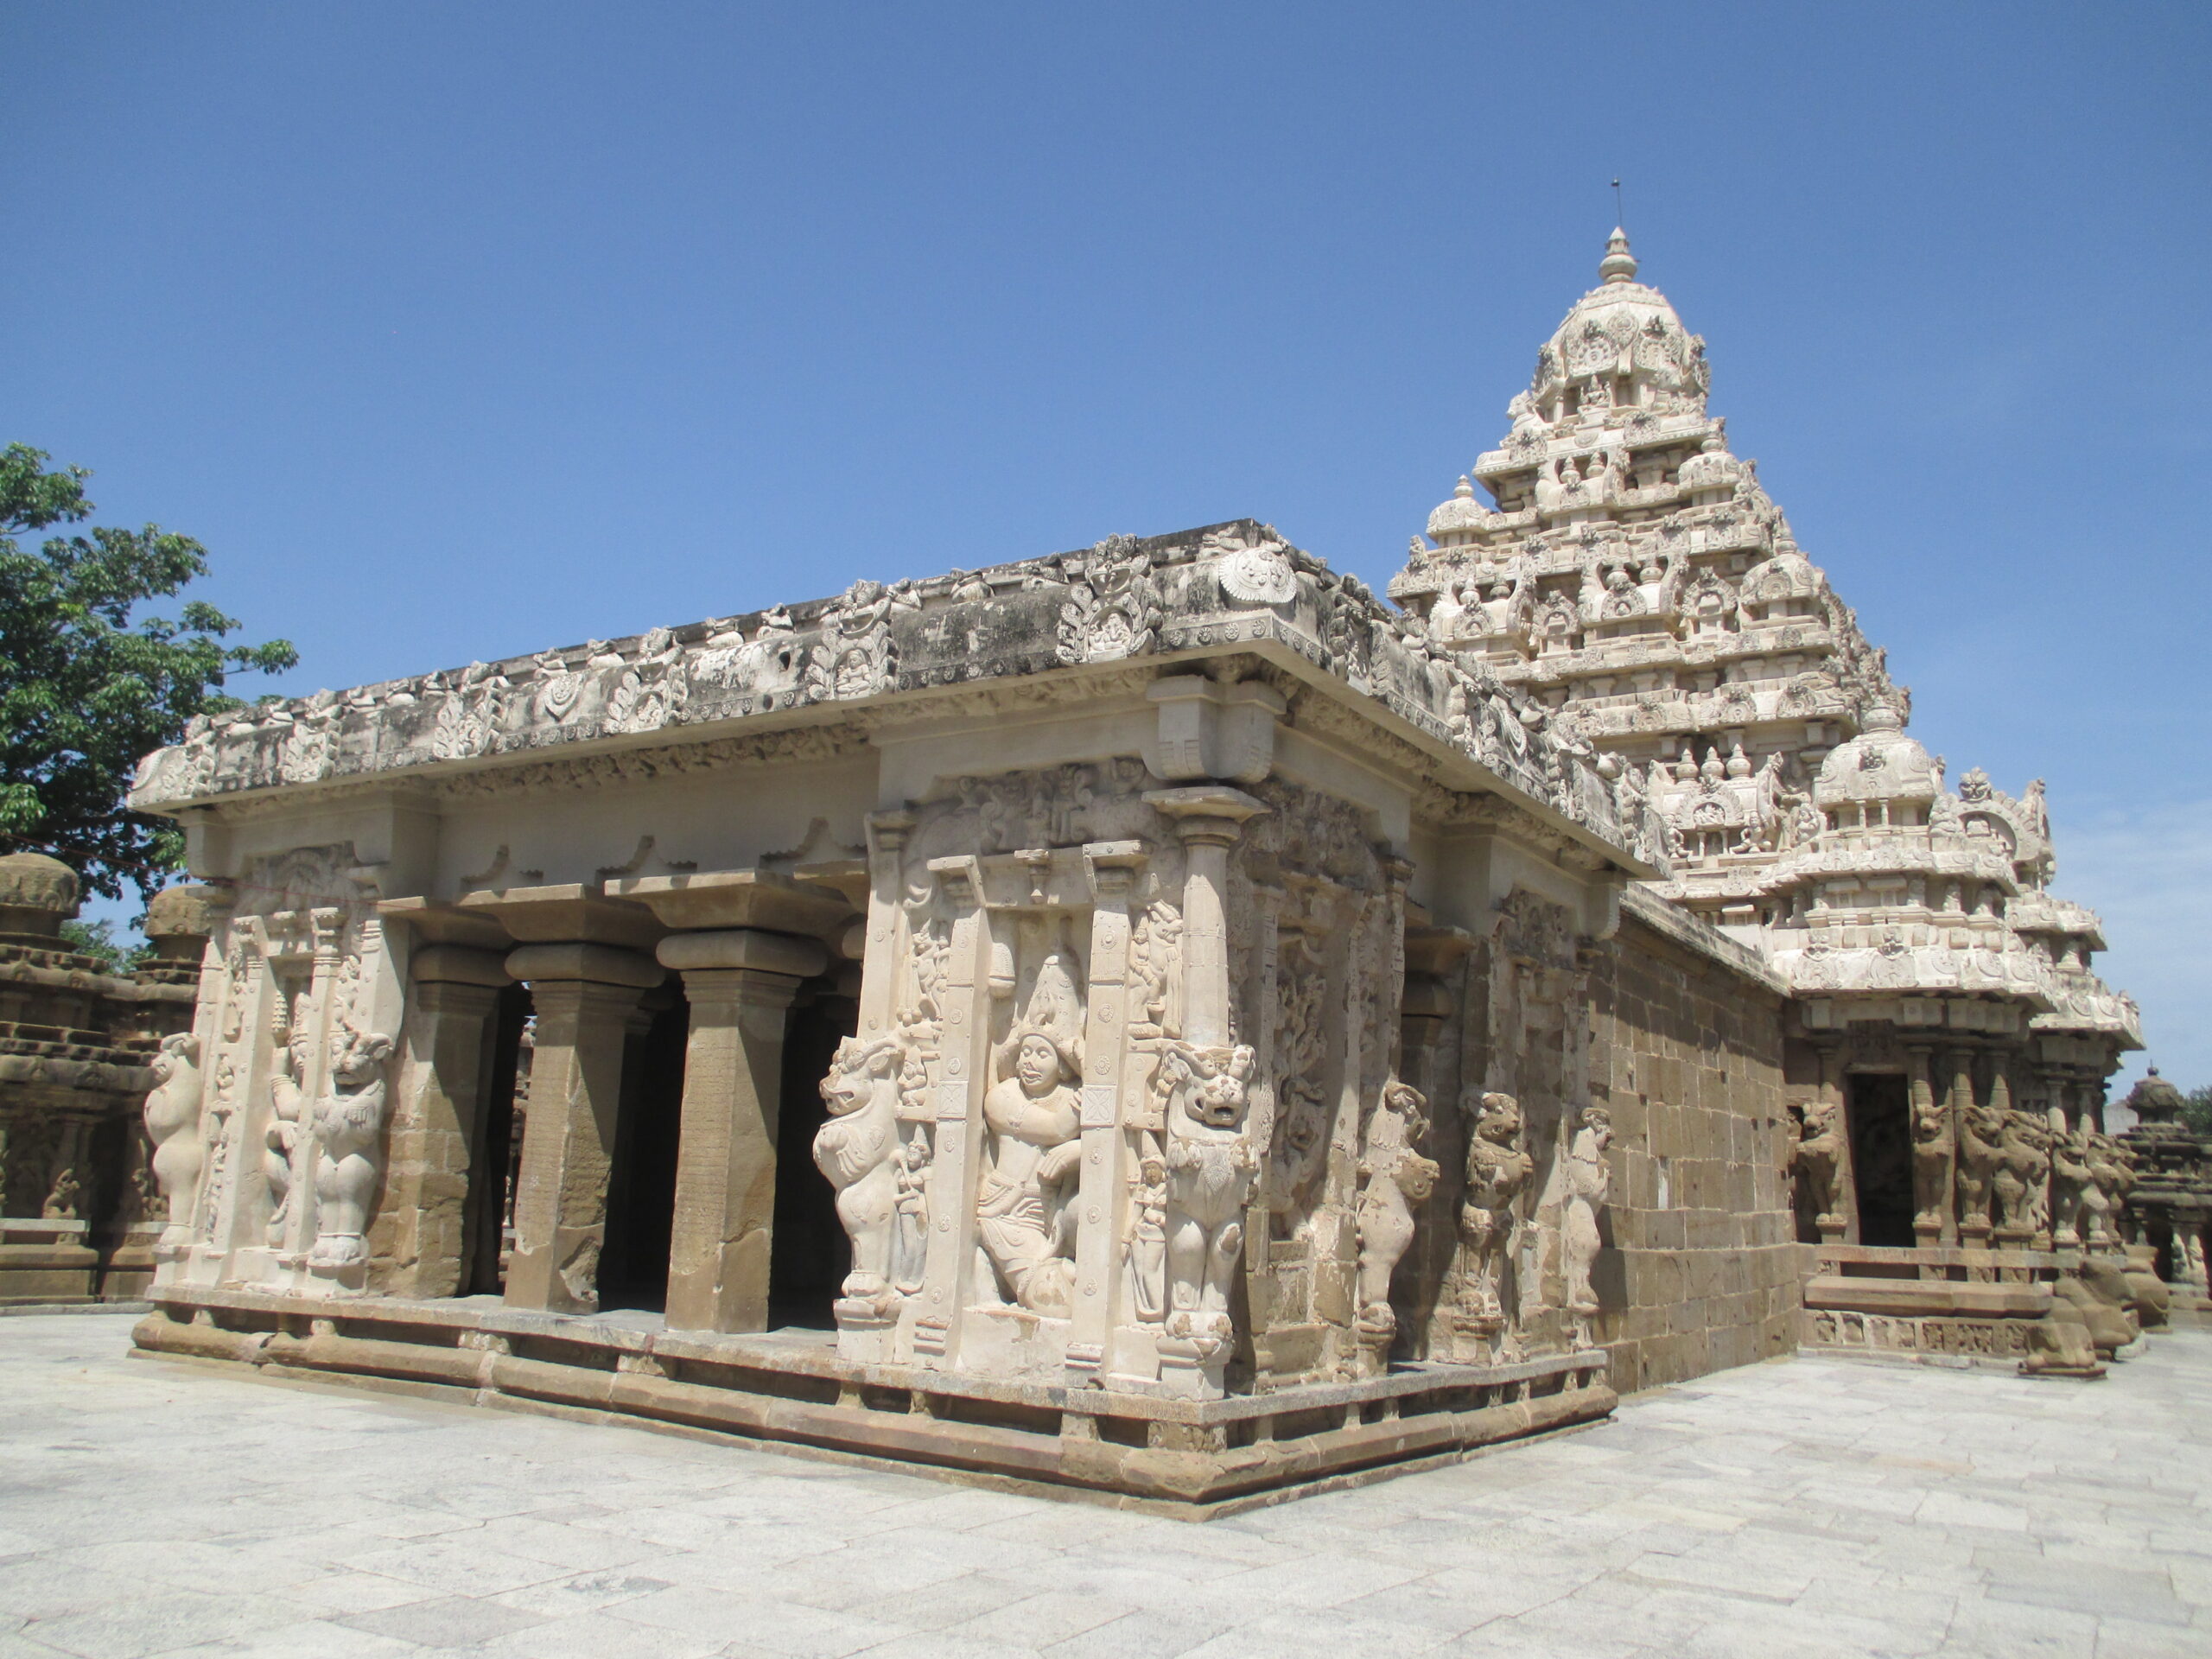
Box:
[768,988,858,1330]
[597,988,689,1313]
[1847,1072,1914,1247]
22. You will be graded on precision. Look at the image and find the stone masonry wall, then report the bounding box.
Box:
[1586,902,1797,1393]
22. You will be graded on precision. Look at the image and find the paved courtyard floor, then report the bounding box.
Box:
[0,1314,2206,1659]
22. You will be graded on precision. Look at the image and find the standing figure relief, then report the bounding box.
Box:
[813,1035,905,1320]
[142,1032,205,1257]
[1956,1100,2005,1232]
[307,1027,395,1269]
[1789,1099,1844,1233]
[1459,1090,1532,1338]
[1562,1106,1614,1351]
[1156,1039,1258,1348]
[1352,1079,1440,1352]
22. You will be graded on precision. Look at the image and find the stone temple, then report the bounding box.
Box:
[93,233,2183,1511]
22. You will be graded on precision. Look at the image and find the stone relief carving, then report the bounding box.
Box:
[308,1024,396,1270]
[129,523,1626,864]
[1561,1105,1613,1351]
[1352,1079,1438,1363]
[1791,1099,1844,1236]
[1457,1090,1531,1344]
[1155,1038,1258,1356]
[813,1036,905,1322]
[976,956,1085,1313]
[151,844,398,1294]
[143,1033,204,1258]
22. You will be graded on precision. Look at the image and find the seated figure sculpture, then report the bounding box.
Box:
[976,957,1084,1314]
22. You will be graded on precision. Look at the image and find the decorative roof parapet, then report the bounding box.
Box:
[129,520,1629,855]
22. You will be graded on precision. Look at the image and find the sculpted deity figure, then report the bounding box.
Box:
[976,1025,1084,1314]
[1352,1081,1440,1354]
[1459,1091,1532,1337]
[891,1126,931,1297]
[1563,1106,1614,1351]
[1158,1040,1258,1346]
[1126,1140,1169,1323]
[1910,1085,1955,1233]
[307,1027,395,1269]
[143,1032,205,1256]
[813,1035,904,1319]
[1790,1100,1845,1235]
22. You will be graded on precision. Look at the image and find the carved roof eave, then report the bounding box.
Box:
[123,522,1644,877]
[1770,952,2059,1013]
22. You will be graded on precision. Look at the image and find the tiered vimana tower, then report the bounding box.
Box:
[1389,227,1899,869]
[1394,234,2146,1367]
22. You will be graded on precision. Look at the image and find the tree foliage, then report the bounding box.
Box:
[2184,1086,2212,1139]
[0,443,296,903]
[60,917,149,973]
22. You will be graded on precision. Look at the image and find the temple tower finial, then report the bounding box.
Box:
[1599,226,1637,285]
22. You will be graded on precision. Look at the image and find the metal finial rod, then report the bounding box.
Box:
[1612,177,1624,232]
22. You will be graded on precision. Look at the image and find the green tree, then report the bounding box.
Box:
[0,443,296,903]
[2183,1086,2212,1139]
[60,917,149,973]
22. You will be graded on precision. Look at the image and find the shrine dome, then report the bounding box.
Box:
[1814,703,1939,809]
[1426,476,1491,539]
[1531,231,1707,415]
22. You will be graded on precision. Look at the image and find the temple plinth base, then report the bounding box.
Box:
[132,1285,1613,1516]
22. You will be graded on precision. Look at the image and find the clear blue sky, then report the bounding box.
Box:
[5,4,2205,1092]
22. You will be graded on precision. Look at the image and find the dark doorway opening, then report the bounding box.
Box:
[598,987,689,1313]
[768,988,858,1329]
[1847,1072,1914,1248]
[464,982,532,1296]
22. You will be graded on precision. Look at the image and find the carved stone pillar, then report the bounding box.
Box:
[1145,785,1267,1398]
[1989,1059,2031,1254]
[502,943,662,1314]
[1145,787,1267,1047]
[1907,1045,1950,1255]
[914,855,989,1368]
[658,928,828,1334]
[1069,842,1145,1385]
[379,945,508,1298]
[1816,1045,1850,1246]
[1951,1050,1988,1249]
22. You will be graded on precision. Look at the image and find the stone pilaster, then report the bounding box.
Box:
[502,943,661,1314]
[658,928,828,1334]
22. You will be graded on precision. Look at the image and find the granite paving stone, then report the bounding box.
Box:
[0,1313,2206,1658]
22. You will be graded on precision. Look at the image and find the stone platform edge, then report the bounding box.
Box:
[134,1286,1614,1516]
